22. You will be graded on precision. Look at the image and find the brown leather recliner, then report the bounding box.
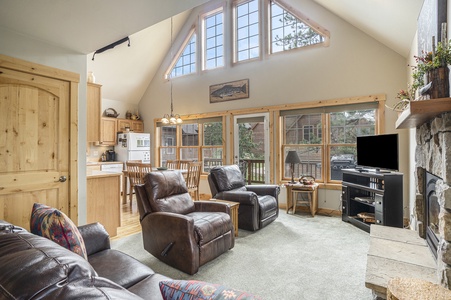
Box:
[208,165,280,231]
[134,170,234,275]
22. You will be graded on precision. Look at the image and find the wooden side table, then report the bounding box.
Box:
[208,199,240,237]
[286,183,319,217]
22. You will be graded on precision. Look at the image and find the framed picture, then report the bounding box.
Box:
[209,79,249,103]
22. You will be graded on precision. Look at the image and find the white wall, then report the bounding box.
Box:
[138,0,409,211]
[0,27,89,224]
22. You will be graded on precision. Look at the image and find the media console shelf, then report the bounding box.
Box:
[341,169,403,233]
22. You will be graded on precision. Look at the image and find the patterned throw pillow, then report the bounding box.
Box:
[159,280,261,300]
[30,203,88,260]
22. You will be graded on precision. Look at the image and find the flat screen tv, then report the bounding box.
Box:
[356,134,399,172]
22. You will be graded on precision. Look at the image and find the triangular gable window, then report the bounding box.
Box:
[168,30,197,78]
[270,1,327,53]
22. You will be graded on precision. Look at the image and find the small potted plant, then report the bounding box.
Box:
[411,39,451,99]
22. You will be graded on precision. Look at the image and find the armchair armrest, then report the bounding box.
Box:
[214,190,258,206]
[194,201,231,214]
[78,222,110,256]
[246,184,280,199]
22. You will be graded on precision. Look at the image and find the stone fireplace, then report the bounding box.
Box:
[415,112,451,287]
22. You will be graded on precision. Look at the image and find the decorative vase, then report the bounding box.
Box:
[428,67,449,98]
[87,71,96,83]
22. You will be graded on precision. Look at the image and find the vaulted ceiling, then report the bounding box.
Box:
[0,0,425,104]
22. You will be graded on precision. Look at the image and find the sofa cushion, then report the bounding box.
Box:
[143,171,195,215]
[159,280,261,300]
[189,212,233,245]
[210,165,245,192]
[88,249,155,289]
[0,232,97,299]
[38,277,144,300]
[127,273,171,300]
[30,202,88,259]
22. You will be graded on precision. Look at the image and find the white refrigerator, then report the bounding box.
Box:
[115,132,151,165]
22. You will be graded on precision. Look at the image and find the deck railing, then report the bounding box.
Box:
[241,159,265,184]
[203,158,266,184]
[204,159,322,183]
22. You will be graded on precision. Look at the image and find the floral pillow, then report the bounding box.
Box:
[159,280,261,300]
[30,203,88,260]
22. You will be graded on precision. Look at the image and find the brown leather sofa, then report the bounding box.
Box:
[135,170,235,275]
[0,220,169,300]
[208,164,280,231]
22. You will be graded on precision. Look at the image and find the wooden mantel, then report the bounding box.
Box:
[395,97,451,129]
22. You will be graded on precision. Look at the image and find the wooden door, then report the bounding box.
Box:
[0,66,72,230]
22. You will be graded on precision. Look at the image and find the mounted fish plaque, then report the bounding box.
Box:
[209,79,249,103]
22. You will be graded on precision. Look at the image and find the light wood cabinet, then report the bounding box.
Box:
[87,83,101,142]
[100,117,118,145]
[117,119,132,132]
[87,173,121,236]
[117,118,144,133]
[132,120,144,132]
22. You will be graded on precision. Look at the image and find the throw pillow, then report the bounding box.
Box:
[159,280,261,300]
[30,203,88,260]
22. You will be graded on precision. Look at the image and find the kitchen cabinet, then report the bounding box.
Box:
[117,119,132,132]
[100,117,117,145]
[86,164,101,175]
[132,120,144,132]
[87,83,101,142]
[117,118,144,133]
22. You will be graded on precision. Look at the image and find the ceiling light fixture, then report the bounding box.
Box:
[162,17,182,125]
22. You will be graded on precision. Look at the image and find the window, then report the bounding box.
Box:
[181,123,199,161]
[165,1,328,76]
[281,104,378,183]
[329,110,375,181]
[270,1,326,53]
[283,114,323,181]
[235,0,260,62]
[169,32,197,78]
[203,121,224,172]
[204,10,224,70]
[303,125,314,141]
[158,118,224,172]
[160,125,177,166]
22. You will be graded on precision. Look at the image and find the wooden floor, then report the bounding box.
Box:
[111,196,141,240]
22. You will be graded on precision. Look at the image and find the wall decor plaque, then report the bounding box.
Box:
[209,79,249,103]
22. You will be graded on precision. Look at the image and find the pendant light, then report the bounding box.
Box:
[162,17,182,125]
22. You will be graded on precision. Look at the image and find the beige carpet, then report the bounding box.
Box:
[112,210,373,300]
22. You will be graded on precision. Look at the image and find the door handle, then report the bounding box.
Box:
[57,176,67,183]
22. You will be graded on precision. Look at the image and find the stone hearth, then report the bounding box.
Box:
[415,112,451,287]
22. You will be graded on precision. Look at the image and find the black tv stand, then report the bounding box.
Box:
[341,168,403,232]
[356,167,392,174]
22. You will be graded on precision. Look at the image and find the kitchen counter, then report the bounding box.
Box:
[86,170,123,178]
[86,171,122,237]
[86,161,123,166]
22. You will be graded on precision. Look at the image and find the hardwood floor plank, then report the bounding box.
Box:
[111,196,141,240]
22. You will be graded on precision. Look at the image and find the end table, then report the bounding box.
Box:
[285,183,319,217]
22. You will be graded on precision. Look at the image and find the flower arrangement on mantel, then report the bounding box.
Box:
[386,88,413,112]
[389,23,451,113]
